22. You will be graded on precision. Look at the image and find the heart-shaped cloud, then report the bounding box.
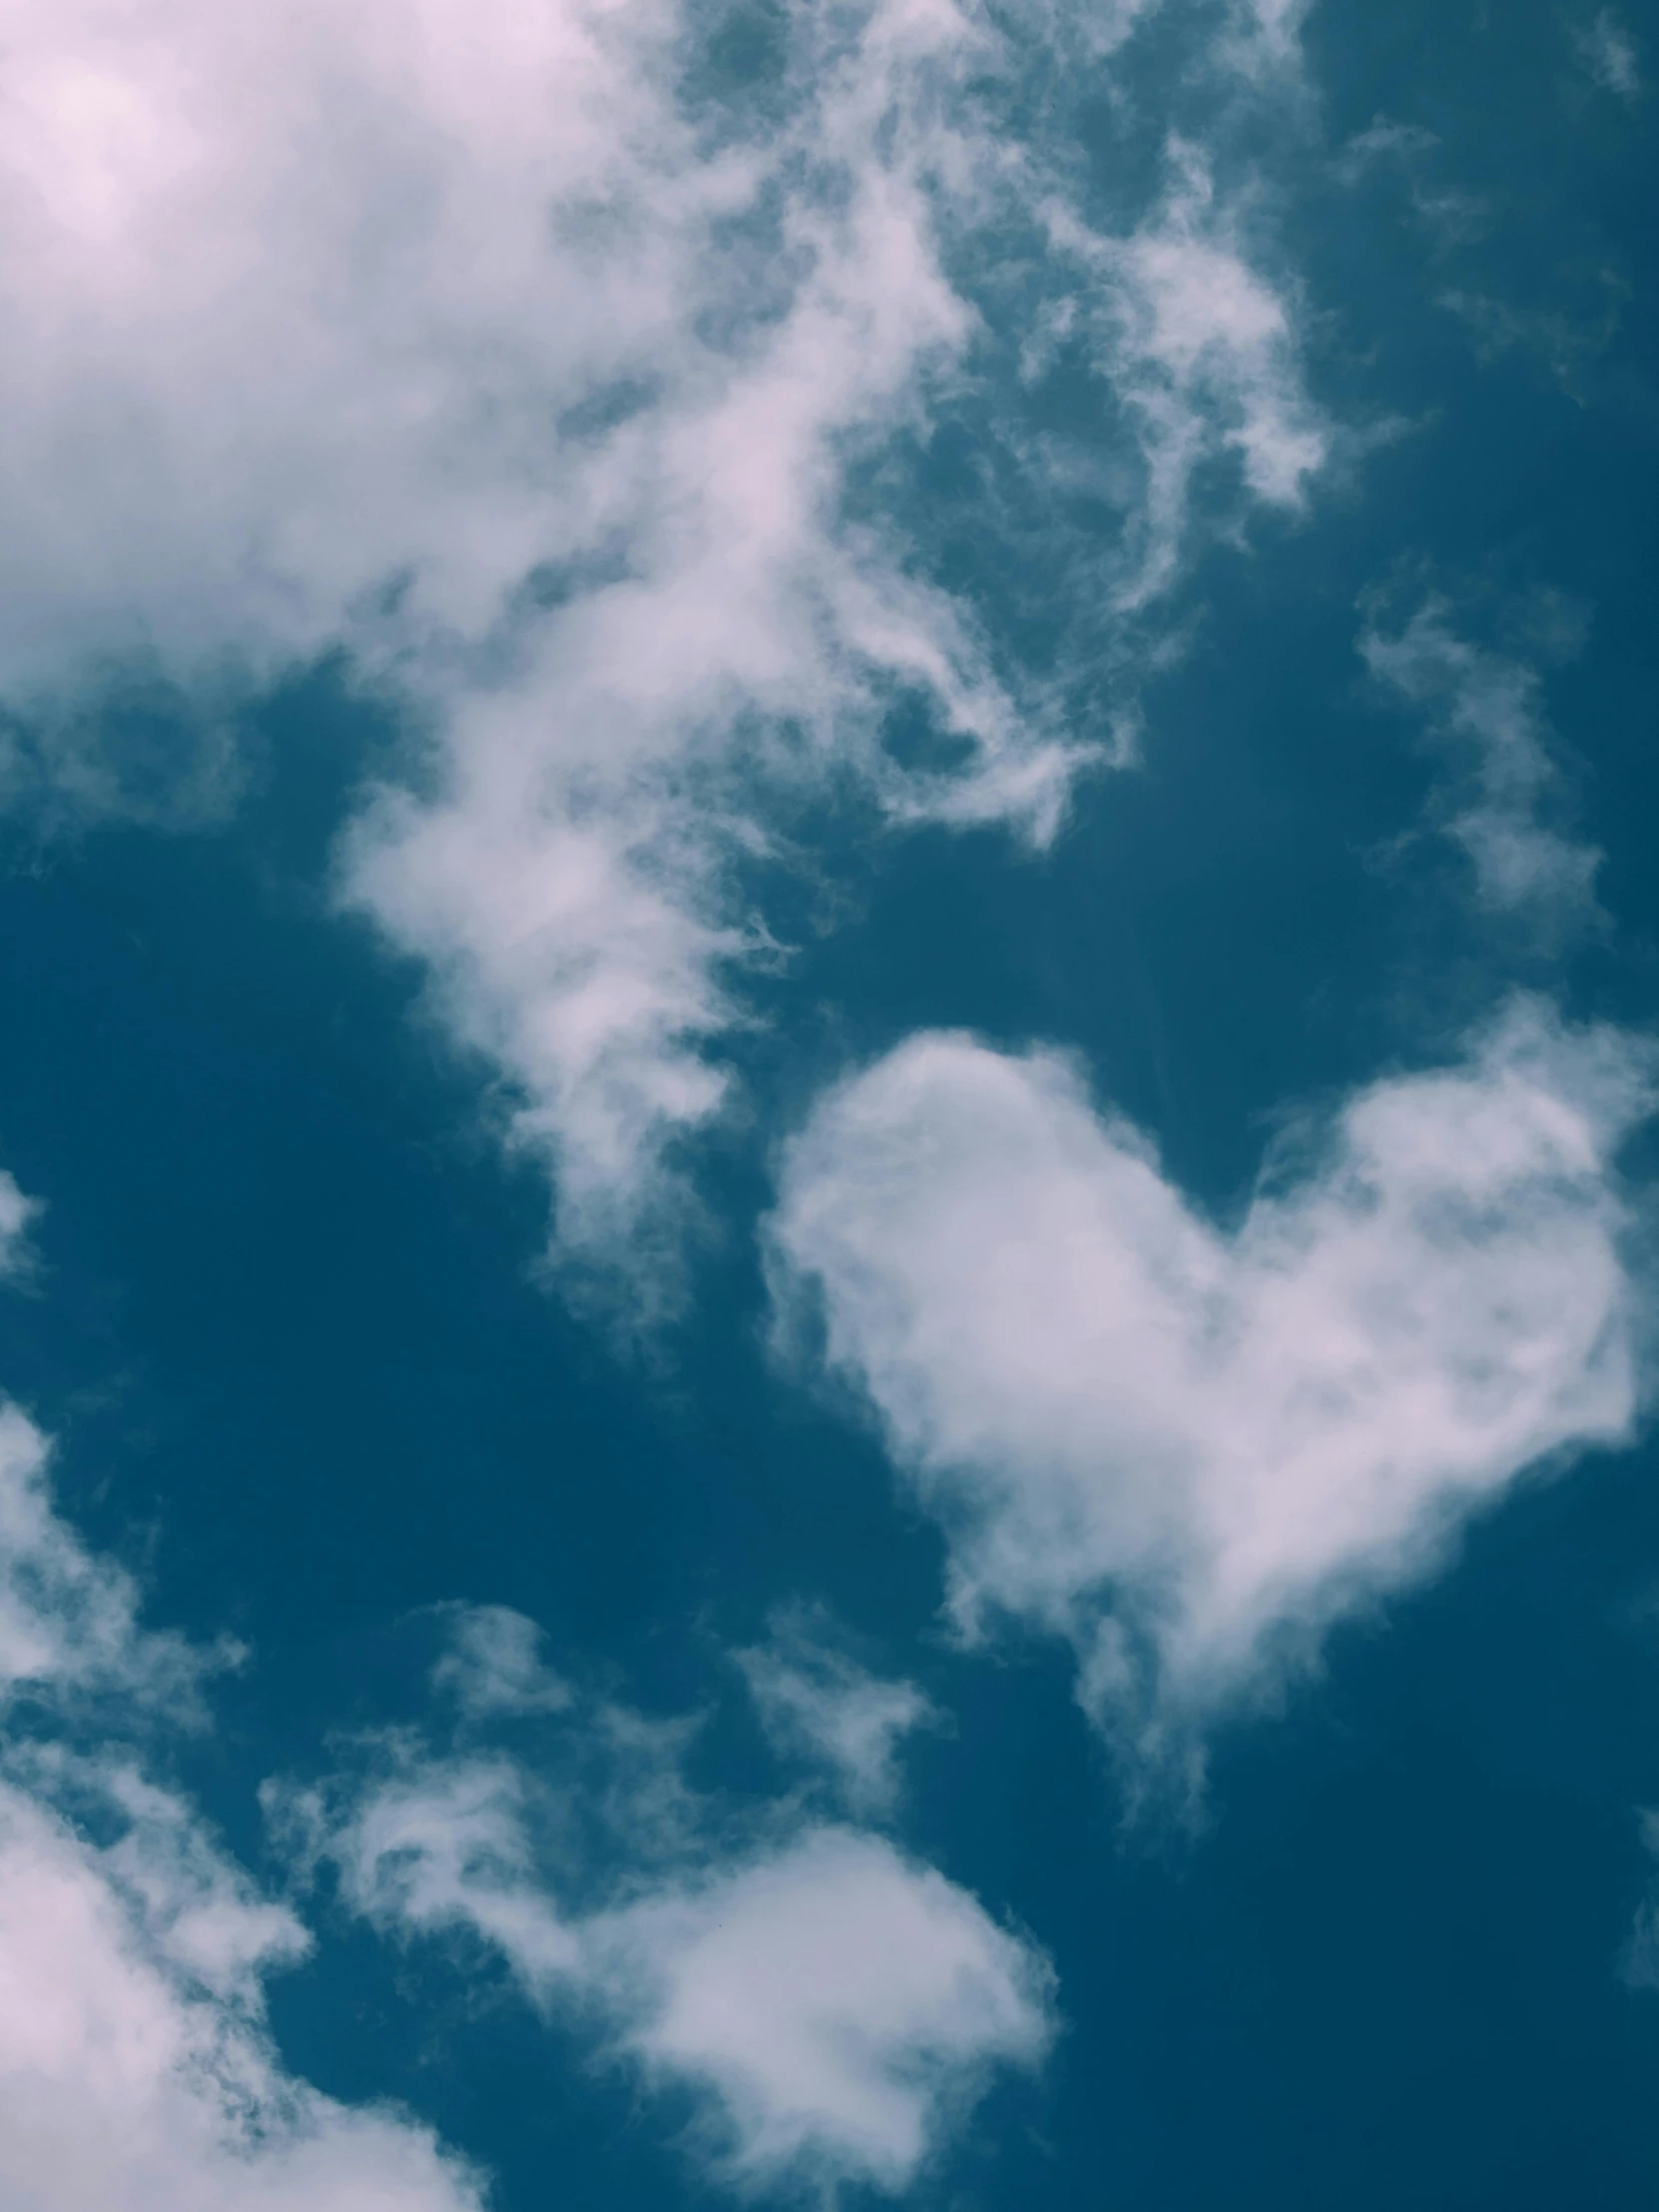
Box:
[769,999,1653,1761]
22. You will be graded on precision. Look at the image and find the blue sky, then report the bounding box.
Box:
[0,1,1658,2206]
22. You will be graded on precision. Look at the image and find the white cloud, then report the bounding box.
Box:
[0,1404,206,1708]
[1362,596,1604,941]
[1047,0,1312,69]
[1577,10,1642,98]
[1337,119,1440,176]
[0,0,1084,1285]
[311,1752,585,1991]
[1623,1811,1659,1992]
[296,1608,1052,2198]
[1244,0,1310,48]
[737,1603,939,1817]
[334,1786,1051,2199]
[429,1601,573,1719]
[0,1779,486,2212]
[0,1174,38,1286]
[330,0,1093,1288]
[0,0,706,689]
[587,1826,1052,2195]
[0,1401,485,2212]
[1039,141,1329,615]
[1335,121,1487,253]
[0,0,1331,1292]
[1222,0,1315,81]
[767,1002,1652,1767]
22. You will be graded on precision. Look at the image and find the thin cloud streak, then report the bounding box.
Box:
[1362,595,1605,944]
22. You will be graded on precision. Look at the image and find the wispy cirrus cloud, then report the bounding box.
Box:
[1362,591,1606,945]
[1034,139,1328,620]
[1336,119,1489,253]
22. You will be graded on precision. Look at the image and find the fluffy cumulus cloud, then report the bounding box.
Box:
[286,1604,1052,2198]
[1362,595,1604,942]
[0,0,1328,1288]
[586,1827,1048,2195]
[0,1403,485,2212]
[768,1002,1653,1763]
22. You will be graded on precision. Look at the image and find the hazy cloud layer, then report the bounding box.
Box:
[769,1003,1652,1771]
